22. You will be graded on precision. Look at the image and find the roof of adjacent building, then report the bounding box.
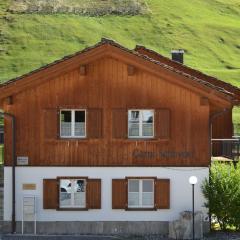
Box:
[135,44,240,103]
[0,38,239,105]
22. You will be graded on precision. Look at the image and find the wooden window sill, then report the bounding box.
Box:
[125,207,157,211]
[112,138,170,142]
[59,137,88,140]
[57,207,88,211]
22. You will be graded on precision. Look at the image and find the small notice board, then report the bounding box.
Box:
[22,195,37,234]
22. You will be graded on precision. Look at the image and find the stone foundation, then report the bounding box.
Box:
[2,221,169,235]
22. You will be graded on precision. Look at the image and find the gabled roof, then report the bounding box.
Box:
[0,38,239,107]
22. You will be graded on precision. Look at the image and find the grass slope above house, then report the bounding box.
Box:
[0,0,239,86]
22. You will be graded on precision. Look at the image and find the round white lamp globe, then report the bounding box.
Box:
[189,176,198,185]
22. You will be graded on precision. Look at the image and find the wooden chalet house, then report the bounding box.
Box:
[0,38,240,234]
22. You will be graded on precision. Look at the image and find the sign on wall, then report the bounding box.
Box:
[22,184,36,190]
[17,156,29,165]
[132,149,194,159]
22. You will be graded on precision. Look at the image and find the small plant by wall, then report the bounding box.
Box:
[202,162,240,231]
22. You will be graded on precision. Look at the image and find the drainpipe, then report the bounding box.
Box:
[0,111,16,234]
[208,107,231,231]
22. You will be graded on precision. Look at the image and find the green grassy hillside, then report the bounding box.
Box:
[0,0,239,86]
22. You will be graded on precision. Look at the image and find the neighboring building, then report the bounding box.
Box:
[0,38,239,235]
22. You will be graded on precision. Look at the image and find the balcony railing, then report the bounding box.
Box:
[211,137,240,162]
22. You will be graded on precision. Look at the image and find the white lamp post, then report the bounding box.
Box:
[189,176,198,240]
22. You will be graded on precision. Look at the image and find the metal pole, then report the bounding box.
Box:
[192,184,195,240]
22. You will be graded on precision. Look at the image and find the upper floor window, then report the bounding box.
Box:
[128,110,154,138]
[59,179,86,208]
[128,179,154,208]
[60,110,86,138]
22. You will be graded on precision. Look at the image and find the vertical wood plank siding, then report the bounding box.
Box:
[43,179,58,209]
[87,109,103,139]
[155,179,170,209]
[44,108,59,140]
[4,57,210,166]
[112,179,127,209]
[112,109,127,139]
[156,109,170,139]
[87,179,101,209]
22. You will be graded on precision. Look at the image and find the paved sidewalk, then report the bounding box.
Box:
[1,232,240,240]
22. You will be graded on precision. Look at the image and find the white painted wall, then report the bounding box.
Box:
[4,167,209,222]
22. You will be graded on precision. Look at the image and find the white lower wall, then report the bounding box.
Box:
[4,167,209,222]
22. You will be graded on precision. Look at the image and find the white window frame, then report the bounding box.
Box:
[128,109,154,138]
[128,179,154,208]
[60,109,86,138]
[59,178,86,208]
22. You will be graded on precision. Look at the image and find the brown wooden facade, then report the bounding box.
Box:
[0,39,237,167]
[135,45,237,141]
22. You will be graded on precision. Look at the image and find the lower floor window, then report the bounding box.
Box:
[128,179,154,208]
[60,179,86,208]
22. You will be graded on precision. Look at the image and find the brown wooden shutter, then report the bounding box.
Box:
[87,109,103,138]
[155,179,170,209]
[87,179,101,209]
[112,109,127,138]
[156,109,170,139]
[112,179,127,209]
[44,109,59,139]
[43,179,58,209]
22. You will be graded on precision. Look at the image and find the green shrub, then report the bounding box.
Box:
[202,162,240,231]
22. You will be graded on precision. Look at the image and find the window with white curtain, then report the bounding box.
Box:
[128,179,154,208]
[60,110,86,138]
[128,110,154,138]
